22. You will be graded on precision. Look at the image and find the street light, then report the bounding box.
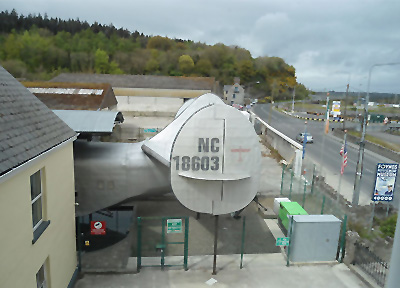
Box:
[352,62,400,206]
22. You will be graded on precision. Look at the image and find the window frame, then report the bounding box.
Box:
[31,170,44,232]
[36,262,48,288]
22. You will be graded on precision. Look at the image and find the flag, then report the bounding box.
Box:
[340,140,348,175]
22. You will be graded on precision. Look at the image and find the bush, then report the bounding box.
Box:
[380,214,397,238]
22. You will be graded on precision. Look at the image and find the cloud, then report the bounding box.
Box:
[1,0,399,92]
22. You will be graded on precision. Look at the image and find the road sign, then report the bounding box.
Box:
[372,163,398,202]
[276,237,290,246]
[167,219,182,233]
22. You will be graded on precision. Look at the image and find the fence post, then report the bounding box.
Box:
[137,217,142,273]
[311,164,316,195]
[289,170,294,200]
[321,195,326,214]
[240,216,246,269]
[280,164,286,196]
[302,179,307,208]
[287,215,294,267]
[184,217,189,271]
[161,217,166,270]
[340,215,347,263]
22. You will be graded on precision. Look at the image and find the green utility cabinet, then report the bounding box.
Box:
[279,202,308,230]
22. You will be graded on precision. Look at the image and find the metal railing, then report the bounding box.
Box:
[353,242,389,287]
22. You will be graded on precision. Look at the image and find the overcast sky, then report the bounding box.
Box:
[2,0,400,94]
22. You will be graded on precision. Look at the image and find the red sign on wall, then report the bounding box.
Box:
[90,221,106,235]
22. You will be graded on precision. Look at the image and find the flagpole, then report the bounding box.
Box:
[337,130,347,205]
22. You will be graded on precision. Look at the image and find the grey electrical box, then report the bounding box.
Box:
[289,215,341,262]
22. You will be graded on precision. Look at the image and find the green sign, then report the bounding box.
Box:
[167,219,182,234]
[276,237,290,246]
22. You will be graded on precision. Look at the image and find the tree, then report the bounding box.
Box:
[94,49,109,73]
[145,58,159,73]
[147,36,172,51]
[238,60,255,83]
[195,59,212,76]
[178,55,194,75]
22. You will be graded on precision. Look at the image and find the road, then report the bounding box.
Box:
[253,104,399,208]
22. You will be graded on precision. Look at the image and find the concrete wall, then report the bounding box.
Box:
[250,112,303,176]
[116,96,184,116]
[113,88,211,116]
[0,142,77,288]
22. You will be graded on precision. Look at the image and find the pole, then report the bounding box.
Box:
[343,84,349,130]
[268,79,276,124]
[289,170,294,200]
[324,95,330,134]
[280,164,286,196]
[77,216,82,272]
[302,179,307,208]
[240,216,246,269]
[337,131,347,205]
[353,62,400,206]
[385,213,400,287]
[184,217,189,271]
[212,215,219,275]
[311,164,316,195]
[369,202,376,234]
[302,121,307,160]
[291,87,295,113]
[286,215,294,267]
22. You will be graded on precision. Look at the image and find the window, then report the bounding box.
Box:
[232,94,236,99]
[231,101,234,105]
[234,86,239,93]
[31,170,50,244]
[36,263,47,288]
[31,171,43,230]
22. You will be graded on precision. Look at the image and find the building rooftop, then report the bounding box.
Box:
[22,81,117,110]
[50,73,217,91]
[0,67,76,176]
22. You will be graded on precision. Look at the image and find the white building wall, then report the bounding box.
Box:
[0,142,77,288]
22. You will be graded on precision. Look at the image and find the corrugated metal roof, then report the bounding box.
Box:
[22,82,117,110]
[28,88,103,95]
[52,110,124,133]
[0,66,77,176]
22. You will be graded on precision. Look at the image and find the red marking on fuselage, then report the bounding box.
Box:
[231,147,250,161]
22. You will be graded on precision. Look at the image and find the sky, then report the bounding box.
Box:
[2,0,400,94]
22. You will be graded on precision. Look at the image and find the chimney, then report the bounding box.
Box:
[233,77,240,85]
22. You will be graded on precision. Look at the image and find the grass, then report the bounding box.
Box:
[347,130,400,152]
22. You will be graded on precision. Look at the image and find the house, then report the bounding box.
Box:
[223,77,245,105]
[0,67,78,287]
[50,73,220,116]
[22,81,118,111]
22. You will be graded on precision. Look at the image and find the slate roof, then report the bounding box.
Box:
[50,73,217,91]
[22,81,117,110]
[0,66,76,177]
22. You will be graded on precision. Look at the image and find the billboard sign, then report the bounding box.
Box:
[372,163,398,202]
[331,101,341,118]
[90,221,106,235]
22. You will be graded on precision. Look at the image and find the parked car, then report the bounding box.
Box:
[296,133,314,143]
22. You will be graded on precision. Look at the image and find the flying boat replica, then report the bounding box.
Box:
[74,93,261,216]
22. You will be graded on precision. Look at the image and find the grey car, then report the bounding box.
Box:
[296,132,314,143]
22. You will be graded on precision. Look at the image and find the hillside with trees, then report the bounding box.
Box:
[0,10,311,100]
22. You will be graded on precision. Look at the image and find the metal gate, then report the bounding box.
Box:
[136,216,189,272]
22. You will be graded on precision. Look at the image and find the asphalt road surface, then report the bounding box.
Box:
[253,104,399,208]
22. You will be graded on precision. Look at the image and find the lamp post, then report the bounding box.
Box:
[352,62,400,206]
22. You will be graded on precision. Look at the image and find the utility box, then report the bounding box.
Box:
[289,215,341,262]
[273,198,291,215]
[278,202,307,230]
